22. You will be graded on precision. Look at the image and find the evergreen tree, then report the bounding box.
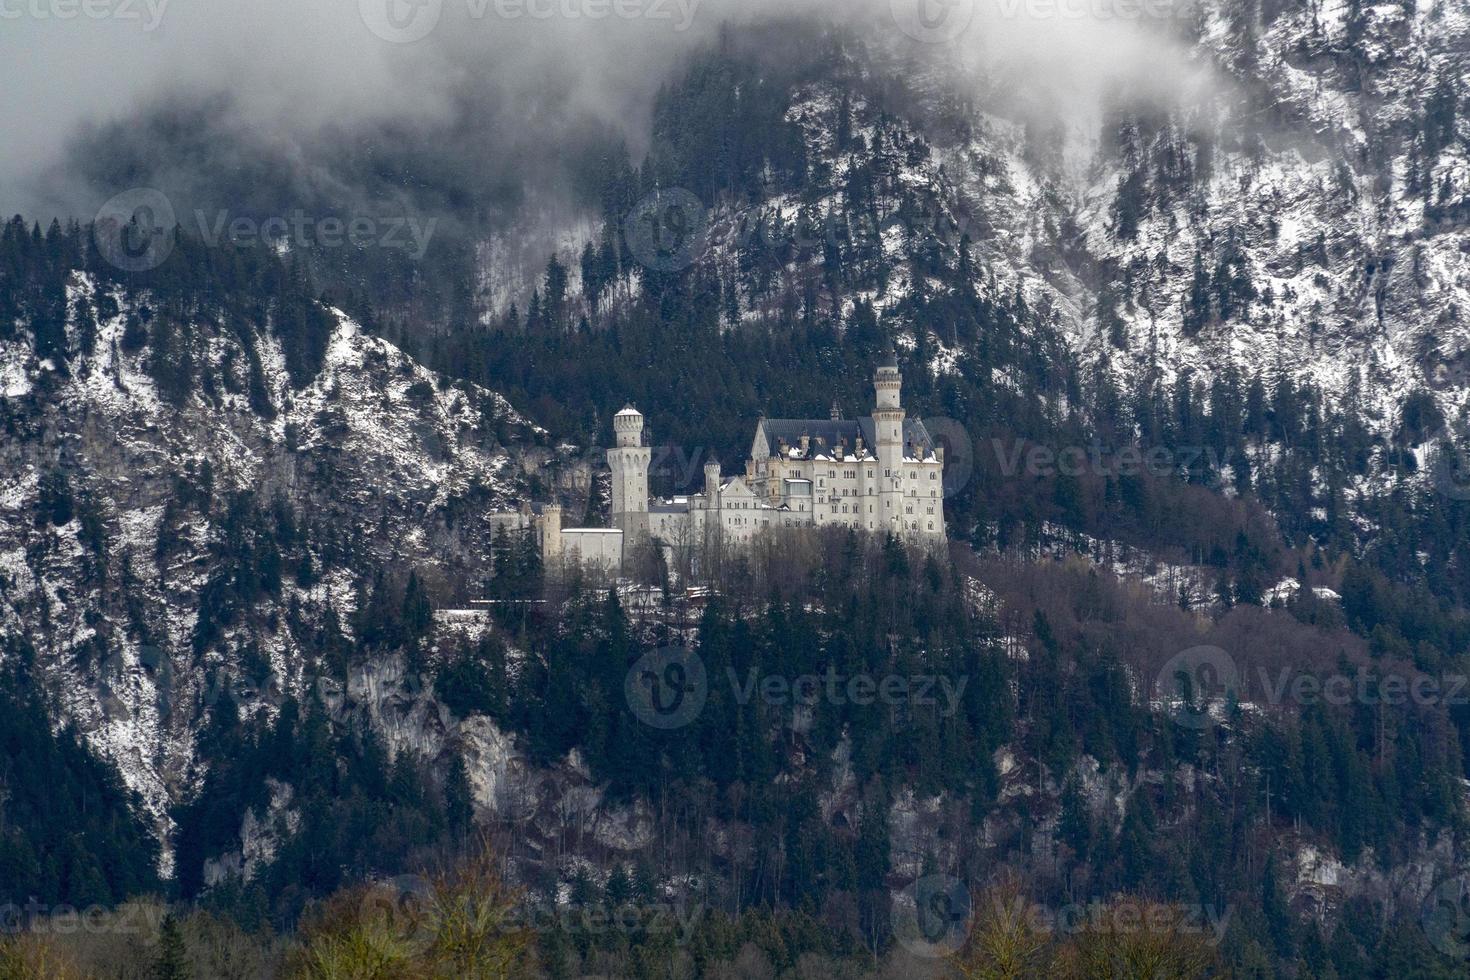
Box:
[153,915,190,980]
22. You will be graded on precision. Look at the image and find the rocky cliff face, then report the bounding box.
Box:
[950,0,1470,427]
[660,1,1470,444]
[0,272,546,870]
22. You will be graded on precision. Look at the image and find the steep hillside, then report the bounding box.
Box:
[0,266,545,869]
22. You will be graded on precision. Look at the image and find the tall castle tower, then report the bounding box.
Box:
[873,348,906,530]
[609,406,651,539]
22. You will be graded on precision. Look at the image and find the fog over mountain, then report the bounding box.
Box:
[2,0,1215,221]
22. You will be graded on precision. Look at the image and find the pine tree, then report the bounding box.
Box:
[153,914,190,980]
[445,754,475,835]
[1059,776,1092,862]
[402,571,433,643]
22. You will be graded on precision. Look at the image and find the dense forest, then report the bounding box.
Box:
[5,21,1470,980]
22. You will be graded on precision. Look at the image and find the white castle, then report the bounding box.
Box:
[532,352,945,573]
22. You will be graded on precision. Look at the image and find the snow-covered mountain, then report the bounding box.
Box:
[0,273,548,869]
[4,2,1469,945]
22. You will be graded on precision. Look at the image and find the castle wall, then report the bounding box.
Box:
[560,529,624,573]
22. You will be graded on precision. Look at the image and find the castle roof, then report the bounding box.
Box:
[615,405,642,418]
[757,417,938,461]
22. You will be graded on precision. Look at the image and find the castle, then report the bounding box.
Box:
[535,352,946,572]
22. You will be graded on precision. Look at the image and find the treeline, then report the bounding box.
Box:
[0,214,336,402]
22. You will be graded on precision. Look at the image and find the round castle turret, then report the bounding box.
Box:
[614,406,645,447]
[875,346,902,412]
[609,406,651,539]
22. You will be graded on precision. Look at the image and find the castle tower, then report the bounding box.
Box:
[537,504,564,559]
[609,406,651,539]
[873,347,906,532]
[704,458,722,506]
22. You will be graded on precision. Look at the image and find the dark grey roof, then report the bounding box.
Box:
[760,419,862,456]
[759,417,937,459]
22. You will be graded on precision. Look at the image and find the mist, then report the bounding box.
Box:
[1,0,1220,227]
